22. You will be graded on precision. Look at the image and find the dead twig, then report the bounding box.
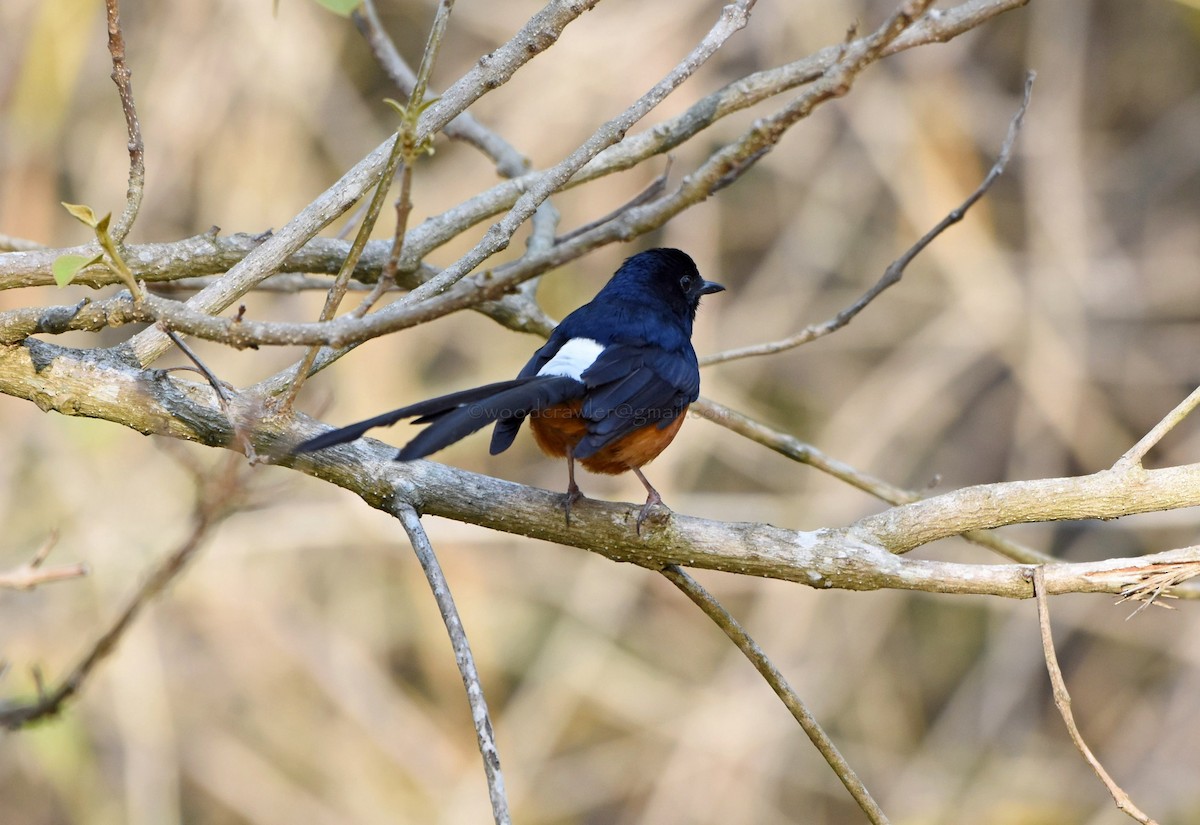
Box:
[1115,383,1200,470]
[0,532,88,591]
[0,457,248,730]
[1115,556,1200,617]
[353,0,528,178]
[660,564,890,825]
[395,504,511,825]
[702,69,1035,367]
[1030,567,1161,825]
[162,327,258,461]
[104,0,145,243]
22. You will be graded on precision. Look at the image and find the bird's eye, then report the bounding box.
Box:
[679,274,693,290]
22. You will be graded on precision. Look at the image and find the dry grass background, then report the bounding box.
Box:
[3,1,1200,823]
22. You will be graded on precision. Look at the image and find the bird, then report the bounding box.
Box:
[294,248,725,532]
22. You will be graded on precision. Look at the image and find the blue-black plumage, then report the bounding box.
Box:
[294,248,724,532]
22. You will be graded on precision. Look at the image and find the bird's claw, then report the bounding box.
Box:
[635,493,670,536]
[563,485,585,527]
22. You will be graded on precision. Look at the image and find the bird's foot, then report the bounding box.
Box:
[635,491,671,536]
[563,483,586,527]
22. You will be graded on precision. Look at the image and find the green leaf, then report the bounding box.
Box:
[310,0,360,16]
[61,202,98,227]
[52,253,103,287]
[95,212,112,234]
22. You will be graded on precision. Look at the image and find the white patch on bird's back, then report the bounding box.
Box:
[537,338,604,380]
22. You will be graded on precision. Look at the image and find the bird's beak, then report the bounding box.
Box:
[700,280,726,295]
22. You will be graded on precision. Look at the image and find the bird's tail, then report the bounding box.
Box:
[293,375,584,460]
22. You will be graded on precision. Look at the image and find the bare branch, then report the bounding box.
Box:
[1116,382,1200,470]
[0,533,88,591]
[1,233,402,291]
[7,338,1200,600]
[104,0,145,243]
[1031,568,1162,825]
[124,0,607,367]
[405,0,1029,259]
[282,0,458,407]
[394,0,758,306]
[0,457,247,729]
[693,398,1061,567]
[702,70,1035,367]
[353,0,528,178]
[661,565,890,824]
[395,504,511,825]
[279,113,409,409]
[0,1,1024,360]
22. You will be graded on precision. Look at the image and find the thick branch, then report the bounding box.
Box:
[3,338,1198,601]
[854,465,1200,554]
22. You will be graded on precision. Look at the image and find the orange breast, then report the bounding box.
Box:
[529,402,688,475]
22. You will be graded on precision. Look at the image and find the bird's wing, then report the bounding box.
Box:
[489,332,596,454]
[572,342,699,460]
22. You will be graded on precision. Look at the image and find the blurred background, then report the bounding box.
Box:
[3,0,1200,822]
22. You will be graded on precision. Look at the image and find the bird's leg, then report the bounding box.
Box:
[563,447,585,526]
[630,466,668,535]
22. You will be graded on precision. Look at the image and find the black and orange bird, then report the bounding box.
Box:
[294,248,725,531]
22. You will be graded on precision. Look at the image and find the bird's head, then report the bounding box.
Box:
[609,248,725,321]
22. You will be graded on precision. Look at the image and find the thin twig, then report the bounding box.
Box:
[702,69,1035,367]
[554,161,673,245]
[406,0,455,121]
[127,0,606,368]
[103,0,145,243]
[353,0,528,178]
[660,564,890,825]
[396,0,758,307]
[279,0,456,406]
[135,0,926,352]
[66,2,1016,356]
[1115,382,1200,470]
[278,127,408,410]
[162,327,258,461]
[692,397,1063,567]
[347,169,410,318]
[0,532,88,591]
[1030,567,1161,825]
[395,504,511,825]
[0,457,246,730]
